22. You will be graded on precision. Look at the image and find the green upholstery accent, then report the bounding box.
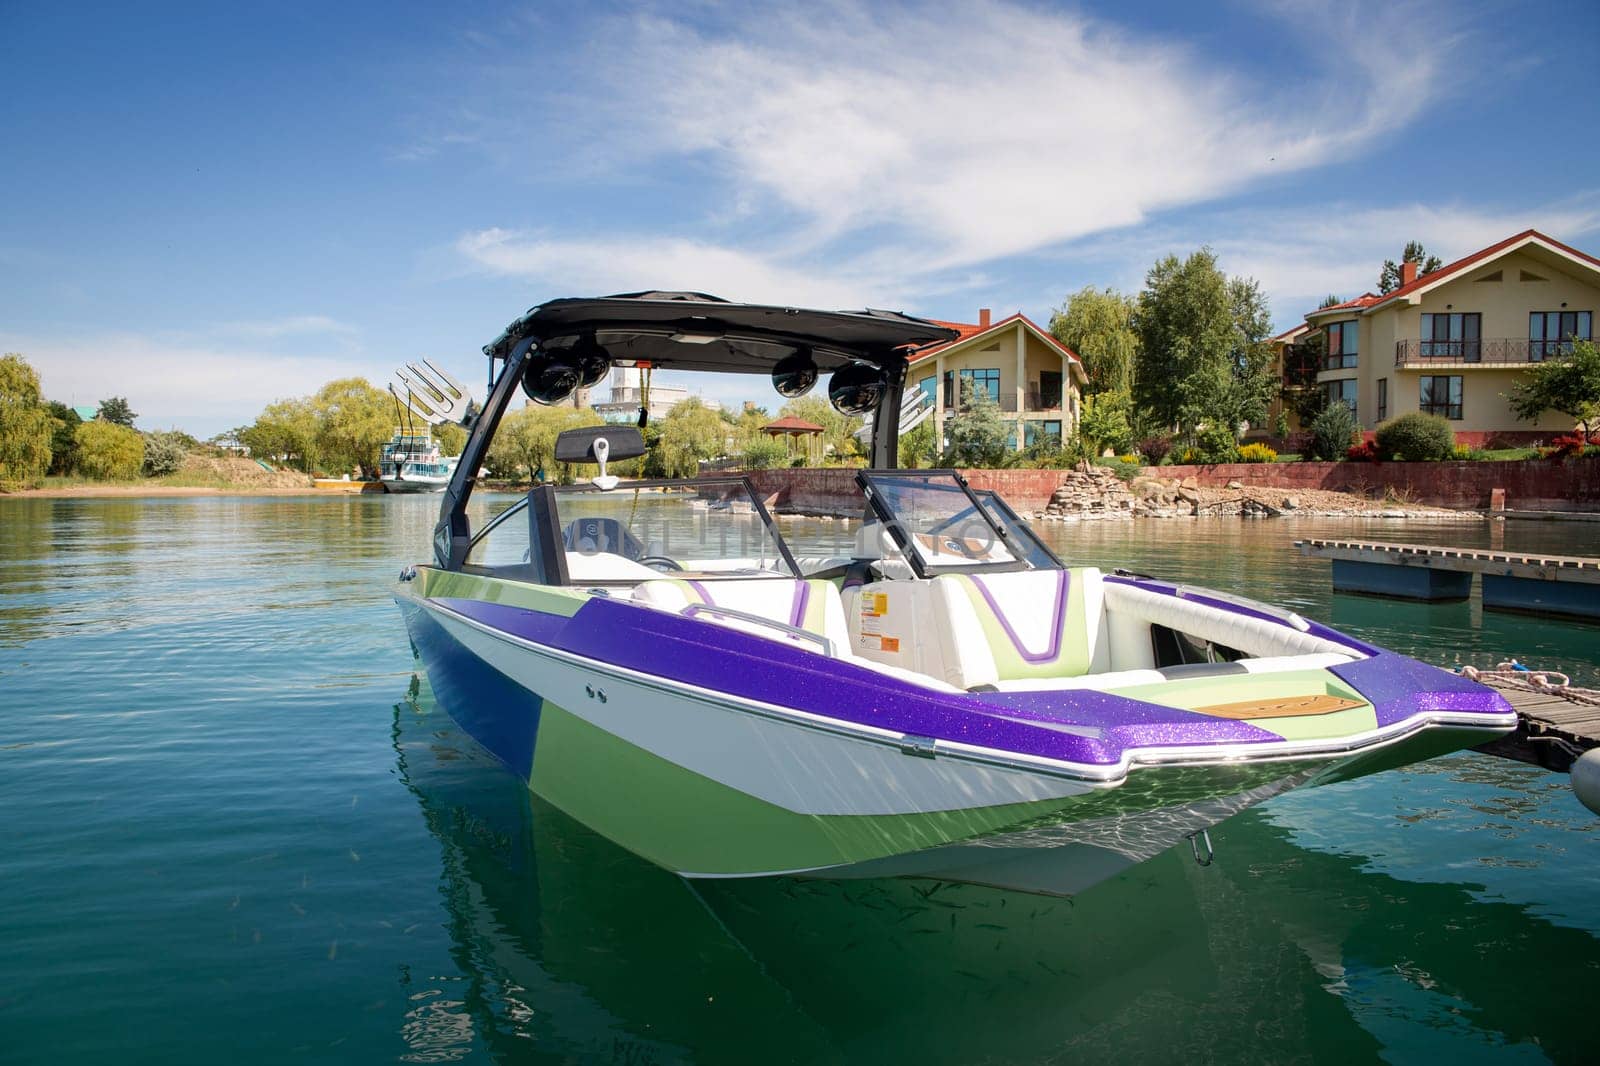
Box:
[413,567,590,616]
[1106,668,1379,742]
[947,569,1094,680]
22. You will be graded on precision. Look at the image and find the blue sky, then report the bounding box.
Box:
[4,0,1598,435]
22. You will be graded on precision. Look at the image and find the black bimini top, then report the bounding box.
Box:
[483,291,958,373]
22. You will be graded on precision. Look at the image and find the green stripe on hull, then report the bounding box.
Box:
[528,702,1089,876]
[412,567,591,616]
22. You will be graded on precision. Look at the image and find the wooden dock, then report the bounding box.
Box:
[1468,672,1600,773]
[1295,539,1600,620]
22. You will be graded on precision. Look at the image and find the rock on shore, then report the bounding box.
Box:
[1038,467,1469,521]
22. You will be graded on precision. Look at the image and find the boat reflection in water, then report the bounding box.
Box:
[394,674,1596,1065]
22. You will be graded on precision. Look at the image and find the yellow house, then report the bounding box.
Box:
[908,309,1087,450]
[1302,230,1599,445]
[1256,322,1315,438]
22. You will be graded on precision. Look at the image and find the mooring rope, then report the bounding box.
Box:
[1460,663,1600,707]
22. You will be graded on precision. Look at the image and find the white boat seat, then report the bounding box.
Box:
[633,578,851,657]
[932,568,1109,690]
[848,567,1108,691]
[1101,581,1355,663]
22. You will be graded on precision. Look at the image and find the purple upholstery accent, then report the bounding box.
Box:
[430,596,1281,767]
[789,581,811,628]
[968,571,1068,663]
[686,580,714,604]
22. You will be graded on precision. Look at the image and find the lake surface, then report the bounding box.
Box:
[3,495,1597,1064]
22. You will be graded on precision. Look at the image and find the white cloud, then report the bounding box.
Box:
[218,315,358,339]
[586,0,1453,270]
[6,331,432,436]
[455,228,901,310]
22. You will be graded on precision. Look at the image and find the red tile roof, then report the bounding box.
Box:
[908,312,1082,366]
[1305,229,1600,319]
[761,416,825,433]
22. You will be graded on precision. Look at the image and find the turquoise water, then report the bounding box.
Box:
[2,496,1596,1064]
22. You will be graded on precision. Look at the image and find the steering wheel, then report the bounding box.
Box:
[638,555,683,572]
[947,518,999,560]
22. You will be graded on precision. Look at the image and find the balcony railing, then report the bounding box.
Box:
[1395,338,1585,367]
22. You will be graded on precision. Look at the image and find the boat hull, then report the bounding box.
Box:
[382,476,450,493]
[396,587,1505,894]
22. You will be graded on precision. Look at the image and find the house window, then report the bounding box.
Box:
[1376,378,1388,422]
[1419,375,1463,420]
[1037,370,1063,409]
[1325,378,1357,417]
[957,368,1001,404]
[1420,312,1481,361]
[1324,321,1358,369]
[941,370,954,409]
[1529,311,1592,360]
[1025,420,1063,448]
[916,376,936,406]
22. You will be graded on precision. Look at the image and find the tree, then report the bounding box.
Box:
[1049,286,1138,396]
[941,380,1009,467]
[1319,294,1345,309]
[897,420,937,468]
[486,404,603,482]
[142,430,190,476]
[1076,390,1134,455]
[241,397,321,472]
[1134,248,1276,442]
[655,398,729,478]
[1377,241,1443,294]
[433,422,467,457]
[98,396,137,427]
[0,353,56,488]
[778,394,862,462]
[74,420,144,480]
[1507,339,1600,438]
[311,378,392,476]
[740,436,789,470]
[1306,402,1357,461]
[44,400,80,475]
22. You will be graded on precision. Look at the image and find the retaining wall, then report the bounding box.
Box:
[1153,459,1600,510]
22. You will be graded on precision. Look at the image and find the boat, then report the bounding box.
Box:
[379,428,456,493]
[393,291,1518,897]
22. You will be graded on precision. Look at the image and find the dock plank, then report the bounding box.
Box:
[1470,675,1600,773]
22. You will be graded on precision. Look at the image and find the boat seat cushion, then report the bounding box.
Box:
[633,578,850,656]
[933,568,1108,687]
[1101,581,1354,662]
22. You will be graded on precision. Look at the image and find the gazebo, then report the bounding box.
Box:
[760,416,825,465]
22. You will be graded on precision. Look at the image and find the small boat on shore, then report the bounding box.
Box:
[394,292,1518,896]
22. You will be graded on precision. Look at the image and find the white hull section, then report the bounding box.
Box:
[427,603,1098,818]
[383,476,450,493]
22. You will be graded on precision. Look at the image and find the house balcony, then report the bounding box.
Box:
[1394,338,1582,367]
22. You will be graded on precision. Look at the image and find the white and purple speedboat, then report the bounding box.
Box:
[395,292,1516,896]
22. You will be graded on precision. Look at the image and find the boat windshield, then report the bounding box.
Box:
[859,470,1055,577]
[464,476,801,585]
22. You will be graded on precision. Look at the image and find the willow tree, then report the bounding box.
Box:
[486,404,602,483]
[0,353,56,488]
[1049,286,1138,396]
[655,398,729,478]
[312,378,392,477]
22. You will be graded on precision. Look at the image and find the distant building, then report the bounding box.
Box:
[908,309,1087,450]
[591,367,719,424]
[71,404,98,422]
[1297,230,1598,445]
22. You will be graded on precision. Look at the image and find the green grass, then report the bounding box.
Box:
[1472,447,1540,461]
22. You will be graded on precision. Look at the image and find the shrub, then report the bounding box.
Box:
[1373,412,1455,462]
[1237,442,1277,463]
[1094,455,1142,481]
[1192,424,1238,465]
[739,436,789,470]
[74,420,145,480]
[142,430,190,476]
[1306,403,1357,461]
[1542,433,1600,460]
[1346,440,1378,462]
[1136,434,1173,466]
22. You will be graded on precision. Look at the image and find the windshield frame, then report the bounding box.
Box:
[856,469,1053,579]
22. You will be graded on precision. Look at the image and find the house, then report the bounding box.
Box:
[592,367,719,423]
[1301,230,1599,445]
[908,309,1087,450]
[1257,323,1317,438]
